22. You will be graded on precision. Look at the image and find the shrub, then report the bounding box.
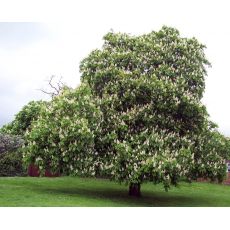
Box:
[0,150,26,176]
[0,133,24,154]
[0,133,25,176]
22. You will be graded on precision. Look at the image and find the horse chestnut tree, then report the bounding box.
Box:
[23,26,230,196]
[80,26,229,196]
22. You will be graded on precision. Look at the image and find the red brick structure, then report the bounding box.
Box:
[28,164,40,177]
[224,172,230,185]
[196,160,230,185]
[224,160,230,184]
[28,164,60,177]
[196,172,230,185]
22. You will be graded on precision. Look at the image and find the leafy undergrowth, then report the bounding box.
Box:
[0,176,230,207]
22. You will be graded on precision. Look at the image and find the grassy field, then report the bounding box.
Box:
[1,176,230,207]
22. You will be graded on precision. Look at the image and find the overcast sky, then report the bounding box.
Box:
[0,0,230,136]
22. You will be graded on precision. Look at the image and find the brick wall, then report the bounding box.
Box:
[28,164,60,177]
[197,172,230,185]
[224,172,230,185]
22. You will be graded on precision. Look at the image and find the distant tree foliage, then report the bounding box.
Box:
[22,84,101,175]
[191,124,230,182]
[0,100,45,177]
[0,100,46,136]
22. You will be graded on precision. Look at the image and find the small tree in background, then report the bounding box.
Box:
[0,101,45,176]
[191,122,230,182]
[22,83,102,175]
[0,75,66,137]
[0,100,46,136]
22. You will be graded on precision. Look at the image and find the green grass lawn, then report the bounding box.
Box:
[1,176,230,207]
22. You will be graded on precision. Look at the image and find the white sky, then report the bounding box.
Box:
[0,0,230,136]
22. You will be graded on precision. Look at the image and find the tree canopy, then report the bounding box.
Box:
[16,26,230,196]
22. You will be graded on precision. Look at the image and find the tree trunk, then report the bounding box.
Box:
[129,183,141,197]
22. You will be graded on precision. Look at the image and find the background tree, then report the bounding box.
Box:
[0,100,46,136]
[191,121,230,182]
[0,100,45,176]
[22,83,102,175]
[0,76,66,136]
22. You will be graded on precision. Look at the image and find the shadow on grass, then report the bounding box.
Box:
[31,183,210,207]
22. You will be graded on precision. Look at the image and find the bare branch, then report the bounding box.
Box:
[39,89,58,97]
[39,75,66,98]
[48,75,59,93]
